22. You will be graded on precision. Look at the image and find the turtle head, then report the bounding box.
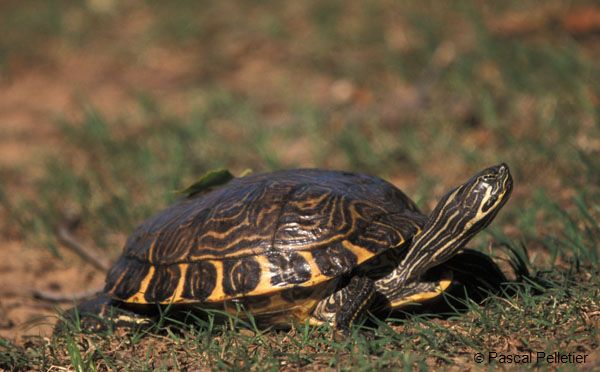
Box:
[440,162,512,235]
[399,163,512,283]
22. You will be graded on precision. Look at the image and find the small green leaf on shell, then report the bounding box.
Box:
[238,168,253,177]
[177,169,235,197]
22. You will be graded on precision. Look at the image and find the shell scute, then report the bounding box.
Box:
[144,265,181,303]
[311,241,358,277]
[105,258,149,300]
[267,252,312,287]
[182,261,217,301]
[222,257,262,296]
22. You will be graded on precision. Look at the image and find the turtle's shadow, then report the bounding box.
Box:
[373,248,535,321]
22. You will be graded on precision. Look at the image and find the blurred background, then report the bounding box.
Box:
[0,0,598,353]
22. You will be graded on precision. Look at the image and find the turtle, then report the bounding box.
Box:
[64,163,512,332]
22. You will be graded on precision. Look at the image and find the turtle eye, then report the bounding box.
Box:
[481,174,495,182]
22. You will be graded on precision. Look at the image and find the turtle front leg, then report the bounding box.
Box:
[311,276,376,332]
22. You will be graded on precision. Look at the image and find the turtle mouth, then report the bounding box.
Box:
[497,163,513,199]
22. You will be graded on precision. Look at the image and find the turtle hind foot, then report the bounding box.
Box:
[54,293,154,336]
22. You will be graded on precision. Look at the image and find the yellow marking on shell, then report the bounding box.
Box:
[326,195,340,228]
[251,255,273,292]
[196,218,252,241]
[183,249,339,304]
[256,203,278,227]
[204,239,380,302]
[187,198,378,262]
[147,239,156,264]
[186,233,359,261]
[169,263,189,303]
[188,246,262,261]
[106,265,128,295]
[204,260,225,302]
[389,273,454,308]
[296,250,325,286]
[205,204,246,222]
[341,240,382,265]
[149,204,389,304]
[289,192,329,208]
[124,266,155,304]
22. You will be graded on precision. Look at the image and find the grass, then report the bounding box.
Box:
[2,268,597,370]
[0,0,599,370]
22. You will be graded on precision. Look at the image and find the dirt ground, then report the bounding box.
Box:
[1,61,93,342]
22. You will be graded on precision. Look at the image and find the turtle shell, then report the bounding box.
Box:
[104,169,423,305]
